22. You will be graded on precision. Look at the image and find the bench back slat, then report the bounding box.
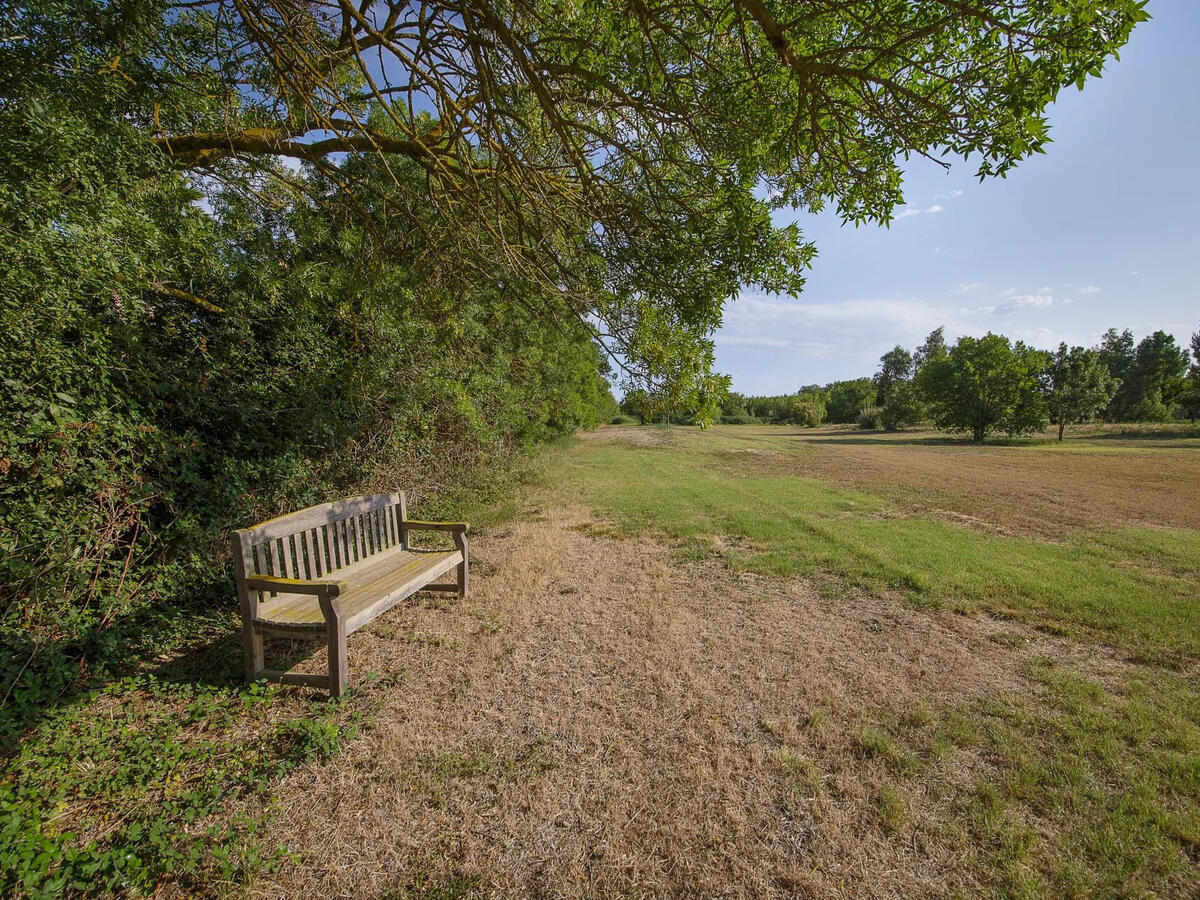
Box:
[282,534,297,579]
[332,519,347,569]
[306,528,319,577]
[351,513,364,561]
[234,492,406,587]
[245,493,395,544]
[317,524,331,575]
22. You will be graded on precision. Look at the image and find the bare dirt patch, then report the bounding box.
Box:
[718,432,1200,537]
[236,506,1055,898]
[577,425,677,449]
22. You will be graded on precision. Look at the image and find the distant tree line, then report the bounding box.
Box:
[705,324,1200,441]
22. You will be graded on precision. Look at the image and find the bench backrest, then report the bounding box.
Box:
[232,492,409,593]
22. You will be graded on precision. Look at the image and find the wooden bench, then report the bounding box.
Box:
[231,491,467,696]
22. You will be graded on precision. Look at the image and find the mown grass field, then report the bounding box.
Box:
[3,423,1198,897]
[549,424,1200,895]
[559,425,1200,661]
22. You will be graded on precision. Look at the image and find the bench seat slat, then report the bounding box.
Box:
[254,545,462,634]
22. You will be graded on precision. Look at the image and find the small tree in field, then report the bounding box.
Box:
[1046,344,1118,441]
[1178,324,1200,422]
[874,346,914,407]
[918,334,1049,441]
[881,381,926,430]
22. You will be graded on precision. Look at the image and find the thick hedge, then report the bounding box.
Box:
[0,5,615,739]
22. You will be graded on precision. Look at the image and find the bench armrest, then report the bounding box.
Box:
[402,520,469,534]
[244,574,346,599]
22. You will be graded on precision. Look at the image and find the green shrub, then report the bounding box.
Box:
[858,405,884,429]
[794,399,824,428]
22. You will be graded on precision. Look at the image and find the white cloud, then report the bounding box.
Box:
[1079,285,1102,294]
[955,293,1058,316]
[720,295,963,348]
[1010,327,1060,345]
[714,335,793,349]
[954,282,985,294]
[996,294,1057,313]
[1021,295,1055,307]
[895,202,946,219]
[893,188,959,220]
[714,292,1112,388]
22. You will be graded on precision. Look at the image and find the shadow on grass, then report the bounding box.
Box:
[0,579,329,754]
[0,591,358,896]
[0,600,225,753]
[794,425,1200,448]
[796,432,975,447]
[1070,425,1200,441]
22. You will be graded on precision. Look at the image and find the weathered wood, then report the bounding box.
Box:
[283,535,297,579]
[355,512,368,560]
[300,529,316,578]
[233,491,469,697]
[331,519,346,568]
[388,507,399,545]
[376,508,386,550]
[454,530,469,599]
[232,529,262,683]
[244,573,345,598]
[254,549,460,632]
[255,669,330,689]
[319,593,347,697]
[403,520,469,533]
[241,493,395,544]
[397,491,410,549]
[318,524,332,575]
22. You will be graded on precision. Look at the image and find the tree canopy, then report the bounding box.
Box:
[918,334,1050,441]
[1097,328,1190,422]
[4,0,1148,395]
[1046,344,1118,441]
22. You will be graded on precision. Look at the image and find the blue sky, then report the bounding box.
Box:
[716,0,1200,395]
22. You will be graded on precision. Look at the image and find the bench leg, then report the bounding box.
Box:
[243,623,264,684]
[325,610,348,698]
[455,532,469,599]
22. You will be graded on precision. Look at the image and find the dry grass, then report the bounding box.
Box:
[688,425,1200,538]
[234,505,1067,899]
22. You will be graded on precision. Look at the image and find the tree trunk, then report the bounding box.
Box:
[1058,420,1065,442]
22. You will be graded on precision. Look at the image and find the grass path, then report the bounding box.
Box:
[248,506,1037,896]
